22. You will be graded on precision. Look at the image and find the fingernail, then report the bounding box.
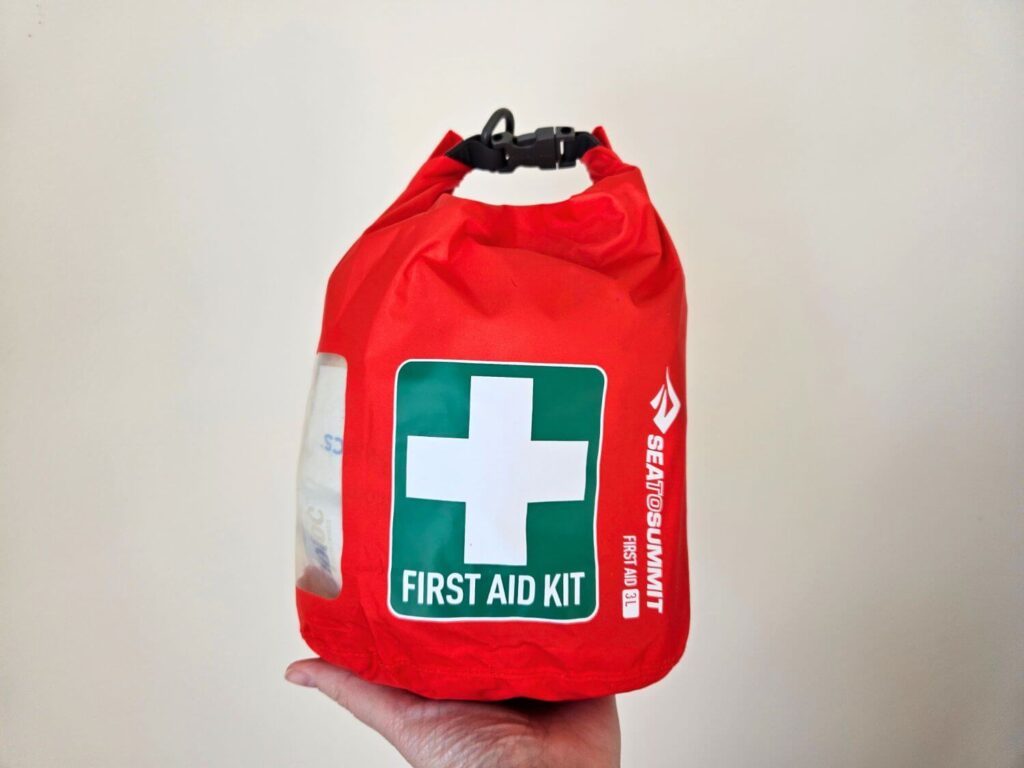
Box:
[285,667,315,687]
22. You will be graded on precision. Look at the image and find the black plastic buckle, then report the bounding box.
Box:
[447,108,599,174]
[491,126,583,173]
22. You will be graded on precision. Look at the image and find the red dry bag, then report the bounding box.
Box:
[295,110,689,700]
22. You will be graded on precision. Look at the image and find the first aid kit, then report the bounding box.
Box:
[295,109,690,701]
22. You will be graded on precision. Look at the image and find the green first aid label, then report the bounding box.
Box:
[389,360,606,622]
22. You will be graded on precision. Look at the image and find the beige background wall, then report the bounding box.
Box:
[1,2,1021,766]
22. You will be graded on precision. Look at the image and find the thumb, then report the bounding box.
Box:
[285,658,419,741]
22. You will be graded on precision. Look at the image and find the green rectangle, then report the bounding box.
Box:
[389,360,605,622]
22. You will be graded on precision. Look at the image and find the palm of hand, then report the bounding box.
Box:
[386,695,619,768]
[286,659,620,768]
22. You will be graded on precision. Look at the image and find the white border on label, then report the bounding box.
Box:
[386,358,607,624]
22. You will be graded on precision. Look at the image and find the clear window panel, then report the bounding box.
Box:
[295,354,346,598]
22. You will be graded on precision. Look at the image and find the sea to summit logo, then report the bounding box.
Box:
[650,368,681,433]
[389,360,606,622]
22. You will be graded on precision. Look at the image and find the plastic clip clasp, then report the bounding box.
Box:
[491,126,582,173]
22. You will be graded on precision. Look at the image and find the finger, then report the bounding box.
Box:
[285,658,420,740]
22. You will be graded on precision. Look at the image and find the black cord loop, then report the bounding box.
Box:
[480,108,514,145]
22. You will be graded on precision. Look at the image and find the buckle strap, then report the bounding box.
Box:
[446,108,600,174]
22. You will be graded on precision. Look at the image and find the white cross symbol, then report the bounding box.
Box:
[405,375,589,566]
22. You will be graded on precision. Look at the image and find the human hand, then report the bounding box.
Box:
[285,659,620,768]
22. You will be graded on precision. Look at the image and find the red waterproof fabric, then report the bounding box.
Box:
[297,128,689,700]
